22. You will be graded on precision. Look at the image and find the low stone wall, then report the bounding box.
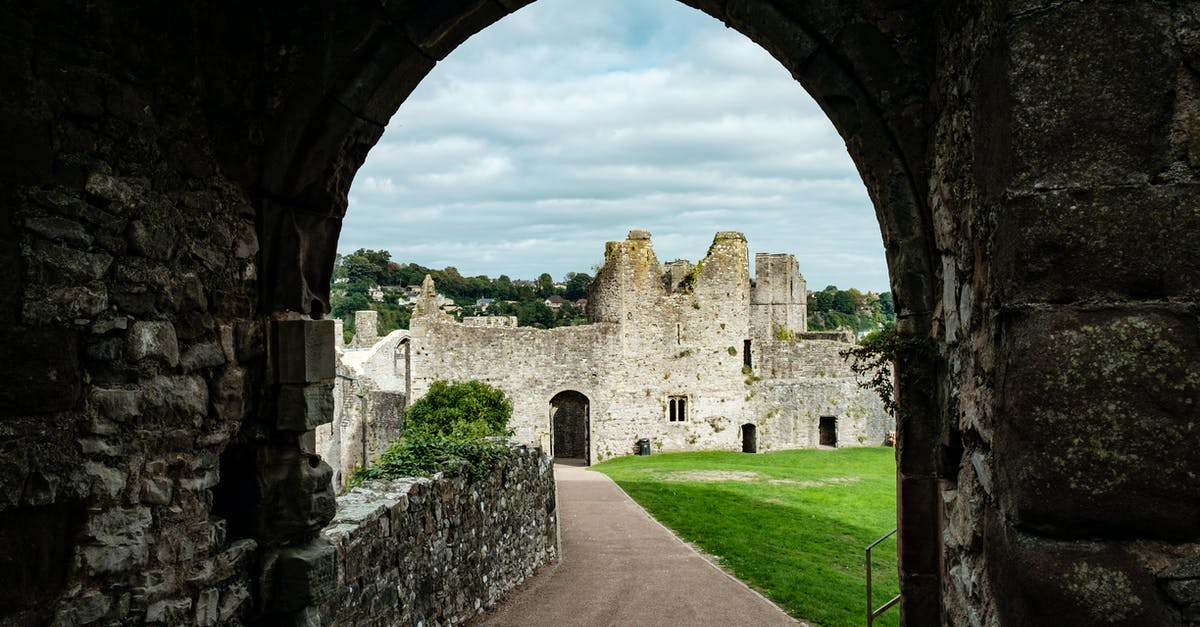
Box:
[318,443,558,626]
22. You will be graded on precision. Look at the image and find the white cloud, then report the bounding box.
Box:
[341,0,888,291]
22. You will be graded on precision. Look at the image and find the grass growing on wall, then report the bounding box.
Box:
[592,448,899,627]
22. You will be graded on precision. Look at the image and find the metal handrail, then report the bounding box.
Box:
[866,528,900,626]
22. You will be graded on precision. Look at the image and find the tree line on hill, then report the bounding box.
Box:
[330,248,895,340]
[805,285,895,333]
[331,249,590,338]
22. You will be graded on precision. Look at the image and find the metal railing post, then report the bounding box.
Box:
[866,528,900,626]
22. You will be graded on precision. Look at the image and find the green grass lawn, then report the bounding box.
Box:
[592,447,899,627]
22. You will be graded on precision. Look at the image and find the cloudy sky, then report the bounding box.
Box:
[341,0,889,292]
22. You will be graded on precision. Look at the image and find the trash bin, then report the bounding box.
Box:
[637,438,651,456]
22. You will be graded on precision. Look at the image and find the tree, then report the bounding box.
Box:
[810,286,836,312]
[535,272,555,298]
[406,380,512,440]
[879,292,895,319]
[331,290,369,321]
[519,301,555,328]
[832,290,856,315]
[563,272,592,301]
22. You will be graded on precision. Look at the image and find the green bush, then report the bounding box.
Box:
[406,379,513,439]
[353,436,513,484]
[351,380,515,486]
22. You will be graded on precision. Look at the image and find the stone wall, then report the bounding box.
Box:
[401,232,891,463]
[319,444,558,626]
[3,1,1196,625]
[321,330,411,489]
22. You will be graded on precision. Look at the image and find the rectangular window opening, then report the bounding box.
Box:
[743,339,752,368]
[668,395,688,422]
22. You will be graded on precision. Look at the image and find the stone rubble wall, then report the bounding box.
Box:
[754,337,861,380]
[410,319,618,454]
[321,330,411,489]
[318,444,558,626]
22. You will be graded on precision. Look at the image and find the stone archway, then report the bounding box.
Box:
[550,390,590,464]
[255,4,944,622]
[4,2,1197,625]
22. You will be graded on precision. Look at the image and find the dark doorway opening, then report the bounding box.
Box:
[819,416,837,447]
[550,390,590,464]
[741,423,757,453]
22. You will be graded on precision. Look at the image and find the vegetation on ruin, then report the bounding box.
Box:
[841,327,938,420]
[351,380,514,485]
[593,448,899,626]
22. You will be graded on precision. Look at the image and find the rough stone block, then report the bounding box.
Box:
[180,341,225,372]
[194,589,219,627]
[995,308,1200,539]
[256,445,337,541]
[90,387,140,421]
[274,319,335,383]
[145,598,192,624]
[218,584,251,623]
[141,375,208,422]
[0,328,81,416]
[277,384,334,431]
[127,321,179,367]
[263,537,337,613]
[400,0,508,60]
[1004,3,1175,189]
[994,185,1200,304]
[986,518,1178,626]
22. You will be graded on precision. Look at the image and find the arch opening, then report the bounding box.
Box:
[550,390,590,464]
[741,423,757,454]
[261,1,941,624]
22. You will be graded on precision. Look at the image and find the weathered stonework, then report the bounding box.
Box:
[391,232,891,465]
[319,329,410,487]
[319,444,557,626]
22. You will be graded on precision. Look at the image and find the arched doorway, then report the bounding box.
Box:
[741,423,757,454]
[550,390,590,464]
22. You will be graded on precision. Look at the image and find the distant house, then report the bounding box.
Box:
[396,285,424,306]
[545,295,565,309]
[475,298,495,311]
[573,298,587,310]
[368,285,384,302]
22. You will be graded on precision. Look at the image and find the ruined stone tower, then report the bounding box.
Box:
[751,252,808,338]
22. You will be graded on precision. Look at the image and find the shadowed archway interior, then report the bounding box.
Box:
[550,390,590,463]
[2,1,1196,625]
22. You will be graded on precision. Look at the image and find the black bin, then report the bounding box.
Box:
[636,438,651,456]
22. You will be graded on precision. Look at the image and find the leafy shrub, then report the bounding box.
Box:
[839,327,934,418]
[405,379,513,440]
[352,436,513,484]
[350,380,515,486]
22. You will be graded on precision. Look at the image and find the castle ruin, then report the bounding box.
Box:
[326,231,890,479]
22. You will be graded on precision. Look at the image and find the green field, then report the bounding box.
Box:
[592,448,899,627]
